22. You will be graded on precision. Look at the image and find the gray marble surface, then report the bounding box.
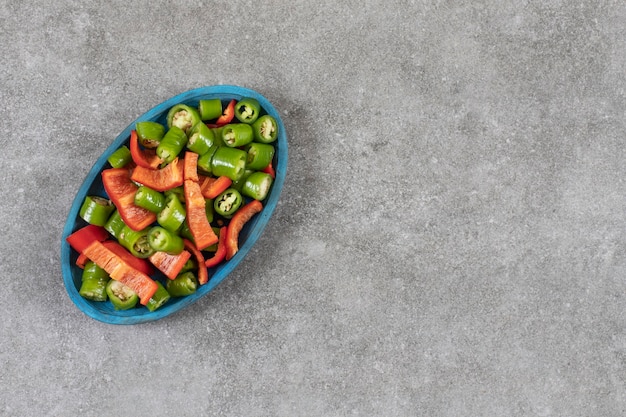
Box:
[1,1,625,416]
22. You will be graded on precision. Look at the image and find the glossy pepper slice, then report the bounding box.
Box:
[145,281,171,312]
[104,210,125,239]
[211,146,247,181]
[197,145,218,174]
[183,151,199,182]
[101,167,157,231]
[198,98,222,121]
[241,172,273,201]
[107,146,132,168]
[252,115,278,144]
[148,249,192,280]
[167,104,201,134]
[147,226,184,254]
[157,193,186,232]
[204,226,227,268]
[215,99,236,126]
[118,225,155,259]
[136,121,165,148]
[166,271,198,297]
[225,199,263,260]
[79,196,115,226]
[106,279,139,310]
[79,260,110,302]
[82,240,158,306]
[214,187,243,218]
[234,97,261,124]
[66,224,109,254]
[245,142,275,171]
[134,186,166,213]
[131,157,184,192]
[157,126,188,165]
[183,239,208,285]
[187,122,216,156]
[200,175,232,199]
[184,179,219,250]
[130,130,163,169]
[222,123,254,148]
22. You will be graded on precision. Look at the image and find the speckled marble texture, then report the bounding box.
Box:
[1,1,626,416]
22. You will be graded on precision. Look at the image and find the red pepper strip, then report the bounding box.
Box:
[184,179,218,250]
[129,130,162,169]
[102,167,157,231]
[102,240,154,276]
[183,151,199,182]
[82,240,158,305]
[149,250,192,280]
[215,99,236,126]
[66,224,109,254]
[261,162,276,179]
[225,200,263,260]
[183,239,208,285]
[201,175,232,199]
[204,226,227,268]
[130,157,184,192]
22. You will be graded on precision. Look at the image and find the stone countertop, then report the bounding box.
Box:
[1,1,625,416]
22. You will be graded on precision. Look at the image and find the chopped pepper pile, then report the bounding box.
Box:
[66,97,278,311]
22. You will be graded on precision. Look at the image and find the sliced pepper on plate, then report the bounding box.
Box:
[183,239,208,285]
[200,175,232,200]
[184,178,218,251]
[225,199,263,261]
[79,196,115,226]
[166,271,198,297]
[66,224,109,254]
[130,130,162,169]
[106,279,139,310]
[215,99,236,126]
[101,167,157,231]
[204,226,227,268]
[234,97,261,124]
[148,249,192,280]
[130,157,184,192]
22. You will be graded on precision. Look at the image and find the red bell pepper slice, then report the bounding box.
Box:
[215,99,236,126]
[184,179,218,251]
[129,130,162,169]
[82,240,158,305]
[183,239,208,285]
[149,250,192,280]
[101,167,157,231]
[130,157,184,192]
[200,175,232,200]
[204,226,227,268]
[225,200,263,260]
[101,240,154,276]
[261,162,276,179]
[66,224,109,254]
[183,151,199,182]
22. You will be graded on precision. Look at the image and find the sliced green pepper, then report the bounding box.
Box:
[166,271,198,297]
[198,99,223,121]
[148,226,184,254]
[234,97,261,124]
[107,146,132,168]
[167,104,201,133]
[157,126,188,165]
[136,121,165,148]
[104,210,125,239]
[146,281,171,312]
[164,185,185,204]
[106,279,139,310]
[252,115,278,144]
[211,146,247,181]
[241,172,274,201]
[222,123,254,148]
[118,225,155,259]
[79,261,110,302]
[210,127,226,147]
[187,122,216,155]
[134,185,166,213]
[157,193,186,232]
[79,196,115,227]
[245,142,275,170]
[179,258,197,273]
[230,169,254,192]
[197,145,219,174]
[214,188,243,218]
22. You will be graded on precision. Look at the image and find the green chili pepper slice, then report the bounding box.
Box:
[145,281,171,312]
[252,115,278,144]
[104,210,125,239]
[166,104,201,133]
[179,258,196,274]
[136,121,165,148]
[241,172,274,201]
[157,126,188,165]
[221,123,254,148]
[118,225,155,259]
[106,279,139,310]
[166,271,198,297]
[187,122,216,155]
[231,169,254,192]
[79,196,115,227]
[157,193,186,232]
[147,226,185,254]
[211,146,247,181]
[245,142,275,171]
[79,261,110,302]
[214,187,243,218]
[107,146,132,168]
[134,185,166,213]
[198,99,223,121]
[197,145,218,174]
[234,97,261,124]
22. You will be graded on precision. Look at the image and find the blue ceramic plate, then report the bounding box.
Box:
[61,85,287,324]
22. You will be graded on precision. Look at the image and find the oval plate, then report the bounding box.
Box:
[60,85,287,324]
